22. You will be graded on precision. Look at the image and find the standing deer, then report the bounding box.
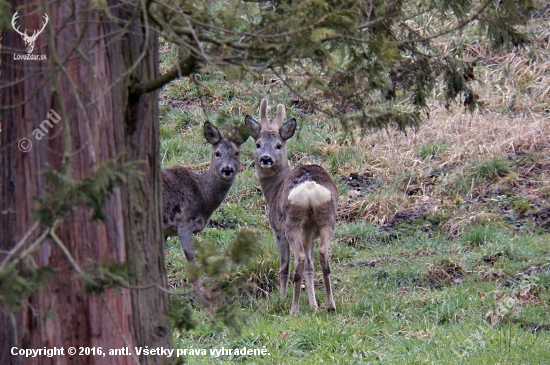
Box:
[245,99,338,314]
[11,11,49,54]
[162,121,248,297]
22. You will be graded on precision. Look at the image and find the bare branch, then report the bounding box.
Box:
[129,54,197,95]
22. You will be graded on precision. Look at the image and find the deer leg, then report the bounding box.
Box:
[177,222,206,298]
[177,222,195,264]
[319,226,336,312]
[304,237,318,309]
[288,229,305,315]
[276,231,290,298]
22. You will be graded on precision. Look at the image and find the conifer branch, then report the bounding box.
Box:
[130,54,198,95]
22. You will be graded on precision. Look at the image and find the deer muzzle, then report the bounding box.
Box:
[220,166,235,178]
[259,155,274,168]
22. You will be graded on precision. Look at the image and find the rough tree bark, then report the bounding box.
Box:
[1,1,172,364]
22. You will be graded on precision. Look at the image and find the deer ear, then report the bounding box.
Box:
[280,118,296,140]
[203,121,222,145]
[244,115,261,140]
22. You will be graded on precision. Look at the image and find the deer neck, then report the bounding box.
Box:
[198,166,233,212]
[258,164,291,207]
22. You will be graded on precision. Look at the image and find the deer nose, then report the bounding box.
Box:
[221,167,235,177]
[259,156,273,167]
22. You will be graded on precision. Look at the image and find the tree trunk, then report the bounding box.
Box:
[1,2,171,364]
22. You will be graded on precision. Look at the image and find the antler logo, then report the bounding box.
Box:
[11,11,49,54]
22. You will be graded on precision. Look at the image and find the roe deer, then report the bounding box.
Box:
[162,122,248,296]
[245,99,338,314]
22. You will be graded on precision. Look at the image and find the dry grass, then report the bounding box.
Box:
[337,25,550,232]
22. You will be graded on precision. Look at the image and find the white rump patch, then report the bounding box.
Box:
[288,181,332,207]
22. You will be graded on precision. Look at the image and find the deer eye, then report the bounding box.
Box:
[235,151,240,157]
[276,144,282,150]
[256,143,261,149]
[215,151,221,157]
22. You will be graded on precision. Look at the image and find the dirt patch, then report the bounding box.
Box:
[400,177,433,196]
[343,172,381,189]
[386,209,429,227]
[160,94,219,111]
[423,261,466,288]
[528,206,550,230]
[518,322,550,332]
[379,208,430,237]
[478,252,503,266]
[290,99,319,115]
[342,259,384,268]
[476,269,508,283]
[513,263,550,280]
[208,219,229,229]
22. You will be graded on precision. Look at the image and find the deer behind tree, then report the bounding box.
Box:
[245,99,338,314]
[162,122,248,296]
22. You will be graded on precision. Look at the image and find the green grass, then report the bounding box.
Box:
[169,226,550,364]
[473,156,511,181]
[417,142,448,161]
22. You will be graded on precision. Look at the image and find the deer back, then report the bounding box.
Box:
[272,165,338,231]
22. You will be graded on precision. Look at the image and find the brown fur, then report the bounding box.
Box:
[162,122,248,296]
[245,99,338,314]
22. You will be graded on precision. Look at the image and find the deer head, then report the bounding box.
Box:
[245,99,297,178]
[12,11,49,54]
[203,121,249,182]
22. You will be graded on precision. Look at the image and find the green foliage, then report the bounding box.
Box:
[148,0,538,130]
[168,229,261,333]
[217,233,280,297]
[194,230,259,281]
[80,259,131,294]
[479,0,538,49]
[34,157,143,225]
[0,0,11,30]
[0,266,54,311]
[169,295,197,333]
[227,229,258,266]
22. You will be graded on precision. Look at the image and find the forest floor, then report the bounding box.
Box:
[158,14,549,364]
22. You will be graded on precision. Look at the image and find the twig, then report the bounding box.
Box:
[0,222,39,268]
[49,229,85,274]
[0,221,57,271]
